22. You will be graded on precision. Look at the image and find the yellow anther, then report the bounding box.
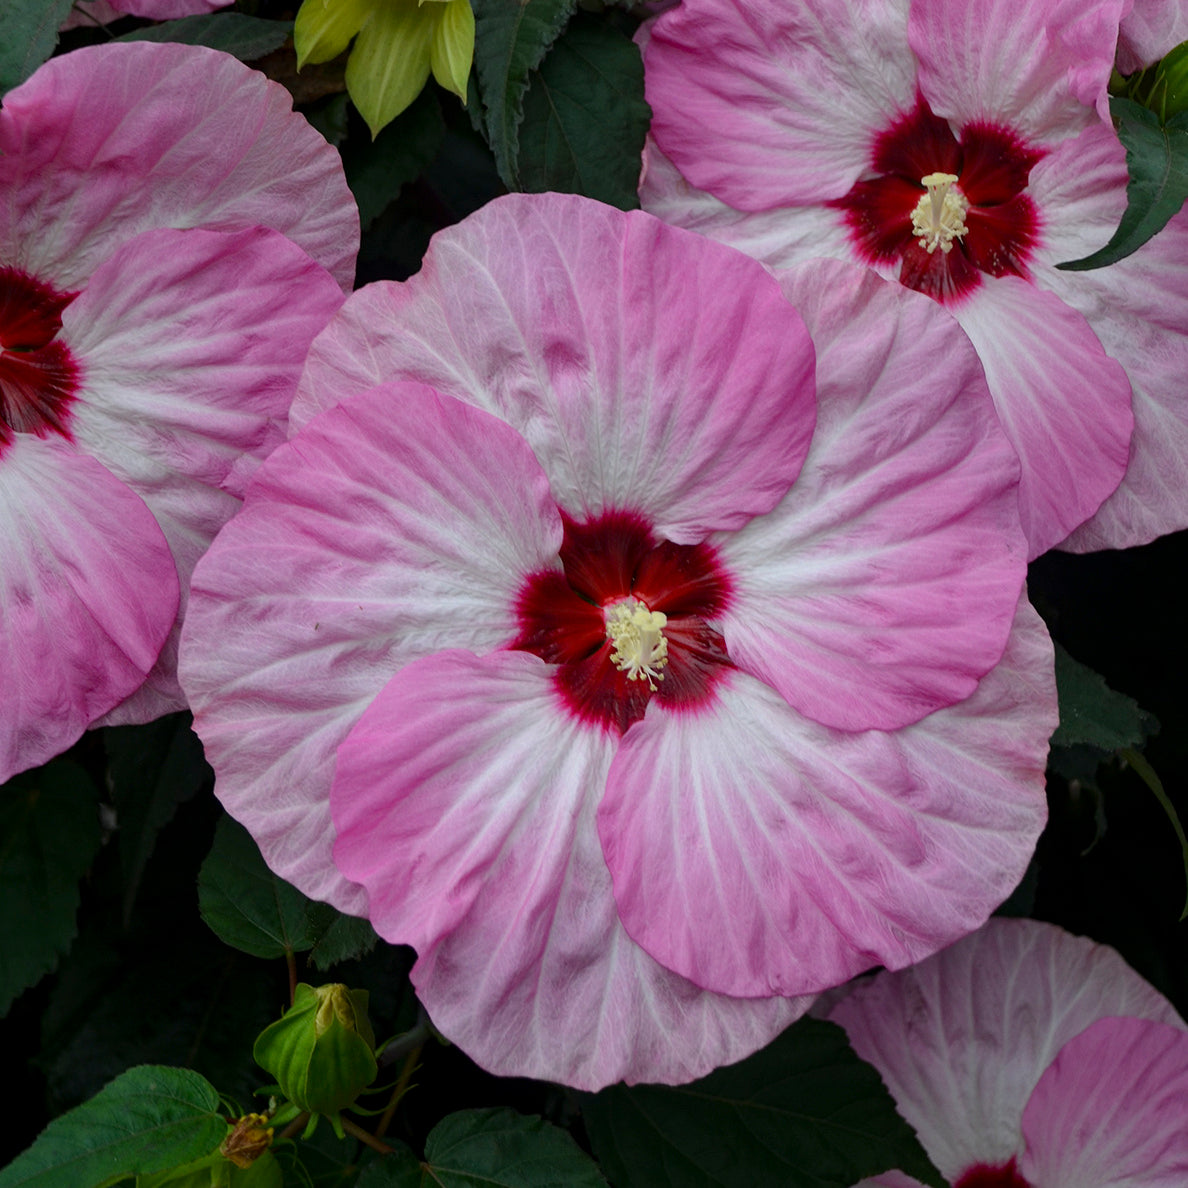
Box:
[605,598,669,691]
[911,172,969,254]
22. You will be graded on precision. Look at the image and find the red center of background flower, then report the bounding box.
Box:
[954,1158,1033,1188]
[513,510,733,734]
[833,95,1043,304]
[0,267,80,451]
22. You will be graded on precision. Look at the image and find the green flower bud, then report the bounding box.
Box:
[252,984,377,1127]
[1155,42,1188,120]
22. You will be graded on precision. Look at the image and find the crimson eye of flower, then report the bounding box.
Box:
[833,96,1044,304]
[512,509,733,734]
[0,267,79,449]
[954,1160,1033,1188]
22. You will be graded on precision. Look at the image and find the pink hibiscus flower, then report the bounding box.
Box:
[0,41,359,783]
[63,0,232,29]
[641,0,1188,556]
[180,193,1056,1089]
[1118,0,1188,71]
[829,917,1188,1187]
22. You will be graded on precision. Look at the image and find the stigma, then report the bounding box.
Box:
[911,172,969,255]
[605,598,669,691]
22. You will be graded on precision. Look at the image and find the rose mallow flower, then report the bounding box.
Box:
[63,0,232,29]
[0,42,359,783]
[179,193,1055,1089]
[829,917,1188,1188]
[641,0,1188,556]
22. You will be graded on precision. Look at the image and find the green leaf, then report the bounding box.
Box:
[0,0,74,94]
[197,816,324,959]
[308,911,380,972]
[104,714,211,925]
[471,0,578,186]
[116,15,294,62]
[356,1109,608,1187]
[1057,97,1188,270]
[517,13,651,210]
[343,88,447,230]
[1051,642,1159,751]
[582,1018,945,1188]
[1120,748,1188,921]
[0,1065,225,1188]
[0,761,101,1016]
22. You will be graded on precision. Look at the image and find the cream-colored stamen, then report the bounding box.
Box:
[605,598,669,691]
[911,172,969,254]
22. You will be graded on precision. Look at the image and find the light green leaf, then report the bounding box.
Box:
[0,1066,224,1188]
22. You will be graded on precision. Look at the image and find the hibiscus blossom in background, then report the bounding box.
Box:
[179,192,1056,1089]
[1118,0,1188,71]
[641,0,1188,556]
[829,918,1188,1188]
[0,41,359,784]
[294,0,474,136]
[62,0,231,29]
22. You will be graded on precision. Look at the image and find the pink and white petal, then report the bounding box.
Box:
[828,918,1184,1184]
[1020,1017,1188,1188]
[643,0,918,210]
[55,225,343,723]
[1030,128,1188,550]
[0,42,357,291]
[1117,0,1188,72]
[179,383,562,909]
[114,0,231,15]
[334,649,810,1089]
[639,138,860,275]
[600,599,1052,1000]
[949,275,1133,557]
[0,436,178,783]
[296,193,817,543]
[910,0,1127,139]
[716,259,1026,734]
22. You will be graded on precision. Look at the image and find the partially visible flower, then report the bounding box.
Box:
[829,918,1188,1188]
[295,0,474,136]
[63,0,231,29]
[1117,0,1188,72]
[180,193,1054,1089]
[640,0,1188,555]
[0,42,358,783]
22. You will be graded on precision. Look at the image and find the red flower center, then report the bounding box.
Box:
[0,267,80,452]
[954,1158,1033,1188]
[833,94,1043,304]
[512,510,734,734]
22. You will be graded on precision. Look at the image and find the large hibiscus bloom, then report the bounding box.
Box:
[641,0,1188,556]
[830,918,1188,1187]
[179,193,1055,1089]
[0,42,358,783]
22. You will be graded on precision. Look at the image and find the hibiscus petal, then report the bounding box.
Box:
[909,0,1126,138]
[295,192,816,543]
[600,599,1052,999]
[1117,0,1188,72]
[949,275,1133,557]
[716,258,1026,733]
[1020,1017,1188,1188]
[178,383,561,909]
[331,647,810,1089]
[643,0,919,209]
[828,918,1185,1184]
[0,42,358,291]
[0,436,178,782]
[59,225,345,725]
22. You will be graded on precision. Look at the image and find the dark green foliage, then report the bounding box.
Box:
[0,0,74,93]
[116,14,293,61]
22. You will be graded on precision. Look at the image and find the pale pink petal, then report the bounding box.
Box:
[0,42,357,291]
[639,138,858,275]
[1020,1017,1188,1188]
[179,383,562,910]
[643,0,919,209]
[56,225,343,724]
[829,918,1185,1184]
[1117,0,1188,72]
[61,0,124,27]
[1030,126,1188,551]
[296,193,815,543]
[716,259,1026,733]
[0,436,178,783]
[600,599,1052,999]
[116,0,231,14]
[332,649,809,1089]
[948,276,1133,557]
[910,0,1127,138]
